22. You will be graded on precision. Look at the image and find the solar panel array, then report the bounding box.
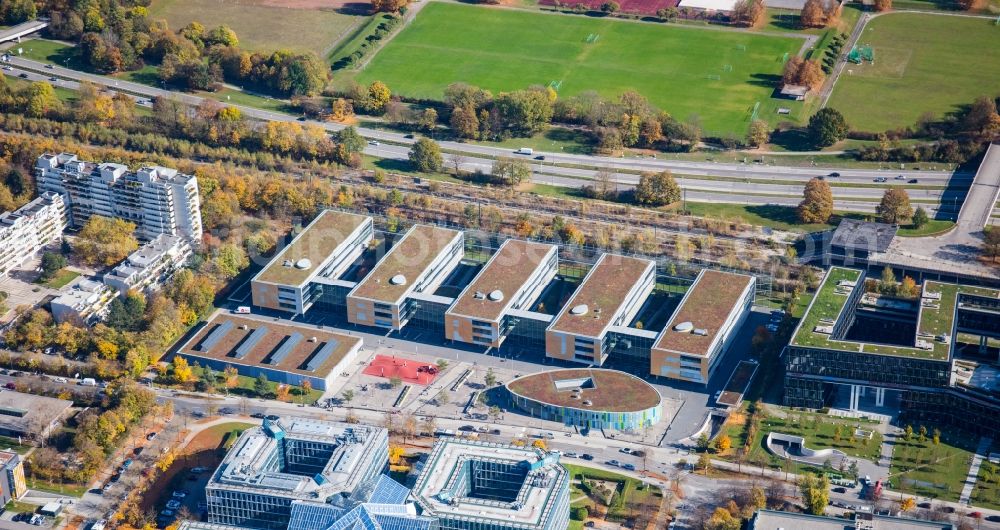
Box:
[304,339,339,372]
[268,332,303,365]
[198,320,234,351]
[235,326,269,359]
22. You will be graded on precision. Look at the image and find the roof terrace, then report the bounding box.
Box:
[791,267,999,360]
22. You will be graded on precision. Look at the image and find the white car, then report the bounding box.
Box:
[368,140,380,146]
[54,377,68,384]
[165,500,181,510]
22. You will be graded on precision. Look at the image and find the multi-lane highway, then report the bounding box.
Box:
[1,52,972,214]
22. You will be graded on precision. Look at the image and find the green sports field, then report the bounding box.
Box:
[355,2,807,136]
[828,13,1000,132]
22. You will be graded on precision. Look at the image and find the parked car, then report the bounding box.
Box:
[581,454,594,461]
[4,383,15,390]
[490,429,501,435]
[54,377,68,384]
[219,407,234,415]
[619,447,634,455]
[166,500,181,510]
[832,487,847,493]
[172,490,189,498]
[160,510,175,517]
[459,425,475,432]
[146,432,157,441]
[250,412,266,419]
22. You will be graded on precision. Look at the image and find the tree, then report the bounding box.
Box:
[932,429,941,445]
[389,376,402,389]
[341,389,355,405]
[747,120,770,148]
[601,1,620,12]
[911,206,929,229]
[800,0,825,27]
[173,357,194,383]
[877,188,913,225]
[211,243,249,279]
[366,81,392,114]
[485,368,497,387]
[705,507,740,530]
[25,81,61,117]
[223,366,239,392]
[730,0,765,27]
[409,138,443,172]
[797,177,834,223]
[450,105,480,140]
[254,373,271,397]
[984,226,1000,262]
[39,252,67,280]
[491,157,532,187]
[419,108,438,132]
[491,87,554,137]
[874,0,892,10]
[436,359,449,372]
[904,424,914,441]
[697,433,711,452]
[435,390,450,406]
[749,485,766,510]
[799,474,830,515]
[106,291,147,331]
[697,452,712,473]
[571,506,589,521]
[714,434,732,454]
[808,108,849,148]
[74,216,139,266]
[634,170,681,207]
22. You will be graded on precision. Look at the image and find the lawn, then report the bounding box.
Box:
[888,428,978,501]
[723,410,883,471]
[355,2,807,136]
[15,38,79,68]
[972,453,1000,510]
[148,0,366,56]
[827,13,1000,132]
[36,270,80,289]
[563,463,661,527]
[896,219,955,237]
[682,203,868,233]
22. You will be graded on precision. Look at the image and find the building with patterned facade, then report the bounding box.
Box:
[0,192,66,280]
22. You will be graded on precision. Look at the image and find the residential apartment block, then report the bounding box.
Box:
[446,239,557,349]
[251,210,373,315]
[545,254,655,366]
[35,153,202,243]
[347,224,463,330]
[104,234,192,294]
[50,278,116,325]
[651,270,755,385]
[0,192,66,279]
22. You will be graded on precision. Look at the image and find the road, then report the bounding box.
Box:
[0,53,971,215]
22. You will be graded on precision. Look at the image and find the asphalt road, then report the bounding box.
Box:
[1,53,970,215]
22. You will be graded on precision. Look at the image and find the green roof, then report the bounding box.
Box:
[791,267,1000,361]
[254,210,369,286]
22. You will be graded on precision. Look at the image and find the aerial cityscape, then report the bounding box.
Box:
[0,0,996,529]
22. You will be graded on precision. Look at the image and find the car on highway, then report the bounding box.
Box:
[368,140,380,146]
[1,66,11,71]
[44,64,53,69]
[827,172,840,177]
[622,463,636,471]
[581,454,594,461]
[18,73,27,78]
[908,178,919,184]
[534,155,545,161]
[619,447,634,454]
[874,177,888,183]
[48,76,58,82]
[53,377,68,383]
[607,459,620,467]
[219,407,234,415]
[250,412,266,419]
[895,175,906,180]
[564,451,579,458]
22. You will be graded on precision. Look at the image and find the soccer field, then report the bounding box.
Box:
[355,3,806,136]
[828,13,1000,132]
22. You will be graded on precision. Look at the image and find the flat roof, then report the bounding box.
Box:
[831,219,897,253]
[790,267,999,360]
[655,270,753,356]
[178,314,360,377]
[210,417,385,498]
[350,224,461,304]
[751,509,953,530]
[548,254,653,337]
[412,439,567,528]
[506,368,661,413]
[0,391,72,435]
[448,239,555,322]
[255,210,369,286]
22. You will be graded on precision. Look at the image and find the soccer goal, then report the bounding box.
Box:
[585,33,600,43]
[723,64,733,72]
[737,44,747,51]
[749,101,761,122]
[706,74,721,80]
[548,80,563,91]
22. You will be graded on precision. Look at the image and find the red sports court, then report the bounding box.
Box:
[363,354,439,385]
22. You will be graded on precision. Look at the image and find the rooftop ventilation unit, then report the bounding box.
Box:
[488,290,504,302]
[239,324,249,330]
[294,258,312,270]
[674,321,694,332]
[283,260,293,267]
[389,274,407,286]
[582,400,592,406]
[308,336,317,342]
[569,304,588,316]
[473,291,486,300]
[693,328,709,336]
